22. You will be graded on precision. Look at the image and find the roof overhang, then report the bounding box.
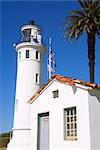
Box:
[28,74,100,104]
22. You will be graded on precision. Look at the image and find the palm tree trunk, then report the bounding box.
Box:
[87,29,95,83]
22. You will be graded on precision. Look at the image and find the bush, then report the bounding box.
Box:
[0,132,12,148]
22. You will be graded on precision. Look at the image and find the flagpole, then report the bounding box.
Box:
[49,37,52,79]
[48,37,56,79]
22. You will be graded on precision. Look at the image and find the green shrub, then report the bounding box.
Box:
[0,132,12,148]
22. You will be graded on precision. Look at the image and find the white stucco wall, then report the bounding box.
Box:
[13,44,43,130]
[7,45,43,150]
[7,24,45,150]
[88,90,100,150]
[30,80,91,150]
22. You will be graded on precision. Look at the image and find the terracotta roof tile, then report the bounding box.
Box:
[74,80,82,84]
[28,74,100,104]
[55,75,62,80]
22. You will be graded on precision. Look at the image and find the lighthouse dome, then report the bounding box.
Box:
[20,20,42,44]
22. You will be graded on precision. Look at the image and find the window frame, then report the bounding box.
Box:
[36,50,41,61]
[64,106,77,141]
[19,52,21,60]
[26,50,29,58]
[35,73,39,84]
[36,51,39,60]
[52,90,59,98]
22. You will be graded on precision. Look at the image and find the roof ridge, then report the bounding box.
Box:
[52,74,100,86]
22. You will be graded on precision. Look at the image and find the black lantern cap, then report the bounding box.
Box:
[29,20,34,25]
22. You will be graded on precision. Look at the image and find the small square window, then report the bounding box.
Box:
[52,90,59,98]
[26,50,29,58]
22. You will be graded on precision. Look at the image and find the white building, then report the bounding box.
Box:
[29,74,100,150]
[7,21,100,150]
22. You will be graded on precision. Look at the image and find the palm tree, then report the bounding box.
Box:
[64,0,100,83]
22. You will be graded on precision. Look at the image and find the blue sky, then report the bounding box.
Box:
[0,0,100,133]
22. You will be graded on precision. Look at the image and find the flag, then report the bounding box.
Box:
[53,60,57,68]
[48,37,57,79]
[49,46,53,63]
[48,64,55,73]
[49,37,52,63]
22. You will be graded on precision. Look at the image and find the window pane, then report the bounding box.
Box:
[36,73,39,84]
[71,117,73,122]
[75,123,77,129]
[53,90,59,98]
[67,131,70,136]
[19,52,21,60]
[71,130,73,136]
[26,50,29,58]
[36,51,39,59]
[67,124,70,129]
[67,117,69,122]
[71,123,73,129]
[75,130,77,136]
[74,116,77,121]
[67,110,69,116]
[71,109,73,115]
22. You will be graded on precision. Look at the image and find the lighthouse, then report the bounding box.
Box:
[7,21,45,150]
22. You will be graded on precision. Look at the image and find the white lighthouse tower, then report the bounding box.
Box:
[7,21,45,150]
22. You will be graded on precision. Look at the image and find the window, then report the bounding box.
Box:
[36,73,39,84]
[52,90,59,98]
[36,51,39,60]
[26,50,29,58]
[15,99,18,112]
[36,51,41,60]
[64,107,77,141]
[19,52,21,60]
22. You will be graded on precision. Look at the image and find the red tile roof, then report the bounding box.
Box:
[28,74,100,104]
